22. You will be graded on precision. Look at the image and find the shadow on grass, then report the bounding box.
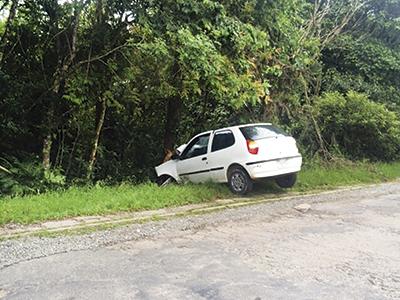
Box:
[203,179,288,198]
[248,180,288,197]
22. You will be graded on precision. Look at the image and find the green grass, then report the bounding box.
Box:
[1,161,399,226]
[0,183,230,225]
[294,161,400,192]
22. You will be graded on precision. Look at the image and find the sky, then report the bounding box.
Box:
[0,11,6,21]
[0,0,71,21]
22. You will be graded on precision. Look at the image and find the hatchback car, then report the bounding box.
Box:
[155,123,302,195]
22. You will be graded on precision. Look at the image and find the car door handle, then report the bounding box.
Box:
[202,157,207,161]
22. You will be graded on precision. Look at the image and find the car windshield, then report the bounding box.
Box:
[240,125,288,140]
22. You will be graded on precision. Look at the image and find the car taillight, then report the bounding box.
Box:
[246,139,259,155]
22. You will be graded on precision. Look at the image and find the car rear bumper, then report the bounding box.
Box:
[245,155,302,179]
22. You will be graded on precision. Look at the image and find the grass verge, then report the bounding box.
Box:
[0,183,230,225]
[294,161,400,192]
[1,161,399,226]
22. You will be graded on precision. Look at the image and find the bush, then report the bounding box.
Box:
[0,159,66,196]
[315,91,400,160]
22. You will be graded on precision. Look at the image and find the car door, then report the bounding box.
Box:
[176,133,211,183]
[208,130,236,182]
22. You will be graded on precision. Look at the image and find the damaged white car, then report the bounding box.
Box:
[155,123,302,195]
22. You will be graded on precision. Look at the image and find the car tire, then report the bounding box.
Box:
[156,175,176,187]
[228,167,253,195]
[275,173,297,188]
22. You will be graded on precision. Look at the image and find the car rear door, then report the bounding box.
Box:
[176,133,211,183]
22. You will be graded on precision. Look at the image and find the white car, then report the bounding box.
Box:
[155,123,302,195]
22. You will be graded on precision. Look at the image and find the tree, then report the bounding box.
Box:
[0,0,18,67]
[321,0,400,112]
[133,0,270,159]
[1,0,400,195]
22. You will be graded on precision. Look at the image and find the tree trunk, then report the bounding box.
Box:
[300,74,330,159]
[42,100,55,170]
[87,99,106,178]
[42,133,52,171]
[85,0,106,178]
[66,124,80,178]
[163,96,182,161]
[41,0,84,171]
[0,0,18,67]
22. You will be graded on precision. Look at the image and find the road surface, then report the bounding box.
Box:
[1,183,400,299]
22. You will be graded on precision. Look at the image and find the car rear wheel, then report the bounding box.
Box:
[275,173,297,188]
[228,167,253,195]
[156,175,176,187]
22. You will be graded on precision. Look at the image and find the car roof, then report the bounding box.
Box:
[195,123,272,137]
[216,122,272,132]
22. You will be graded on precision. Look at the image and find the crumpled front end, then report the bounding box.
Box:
[155,160,180,182]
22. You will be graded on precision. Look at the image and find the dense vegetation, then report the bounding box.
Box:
[1,0,400,195]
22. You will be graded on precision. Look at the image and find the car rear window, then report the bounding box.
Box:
[212,130,235,152]
[239,125,288,140]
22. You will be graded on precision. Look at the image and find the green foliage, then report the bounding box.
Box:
[322,35,400,112]
[0,159,66,196]
[1,0,400,196]
[0,20,4,35]
[322,0,400,114]
[315,91,400,160]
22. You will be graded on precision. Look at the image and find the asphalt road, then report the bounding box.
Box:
[1,183,400,299]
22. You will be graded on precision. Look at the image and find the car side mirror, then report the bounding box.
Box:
[171,153,180,160]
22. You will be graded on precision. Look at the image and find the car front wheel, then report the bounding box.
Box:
[156,175,176,187]
[228,167,253,195]
[275,173,297,188]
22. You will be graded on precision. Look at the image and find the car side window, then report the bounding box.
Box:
[180,134,210,160]
[211,130,235,152]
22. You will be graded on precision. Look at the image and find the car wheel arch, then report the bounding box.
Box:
[226,163,249,179]
[157,174,179,183]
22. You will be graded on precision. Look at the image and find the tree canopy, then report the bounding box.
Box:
[1,0,399,194]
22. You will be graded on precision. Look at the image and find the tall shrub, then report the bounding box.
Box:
[315,91,400,160]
